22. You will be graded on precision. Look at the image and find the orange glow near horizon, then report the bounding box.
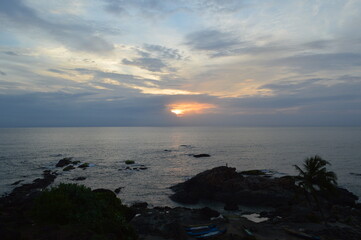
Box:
[168,102,216,117]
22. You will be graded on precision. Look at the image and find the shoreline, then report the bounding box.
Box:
[1,163,361,239]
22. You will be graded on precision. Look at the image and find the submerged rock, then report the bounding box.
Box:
[11,180,24,186]
[193,154,211,158]
[78,163,89,169]
[125,160,135,164]
[72,176,86,181]
[55,157,73,167]
[63,165,75,171]
[114,187,123,194]
[131,202,148,209]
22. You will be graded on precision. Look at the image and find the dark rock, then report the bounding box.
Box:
[139,166,148,170]
[72,176,86,181]
[170,166,243,204]
[11,180,24,186]
[125,160,135,164]
[131,202,148,209]
[169,190,199,204]
[63,165,75,171]
[316,226,361,240]
[114,187,123,194]
[224,202,239,211]
[164,149,172,152]
[72,160,81,165]
[350,172,361,176]
[198,207,220,219]
[240,170,265,175]
[193,154,211,158]
[55,157,73,167]
[170,166,297,207]
[1,171,57,207]
[321,187,359,207]
[78,163,89,169]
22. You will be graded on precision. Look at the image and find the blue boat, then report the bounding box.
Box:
[186,226,218,236]
[184,224,216,231]
[193,228,227,239]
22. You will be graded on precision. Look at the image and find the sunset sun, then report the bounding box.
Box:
[168,102,216,117]
[170,109,184,116]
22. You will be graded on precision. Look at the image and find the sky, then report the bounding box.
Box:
[1,0,361,127]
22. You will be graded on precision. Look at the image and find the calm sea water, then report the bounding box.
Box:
[0,127,360,207]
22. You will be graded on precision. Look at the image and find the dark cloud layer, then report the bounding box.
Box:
[1,76,361,127]
[0,0,114,53]
[271,53,361,73]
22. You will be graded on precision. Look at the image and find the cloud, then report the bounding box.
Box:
[302,40,333,50]
[143,44,183,60]
[0,71,6,76]
[192,0,245,13]
[121,44,185,72]
[102,0,181,19]
[103,0,127,15]
[185,29,241,51]
[73,68,156,86]
[47,68,72,75]
[3,51,19,56]
[0,0,114,53]
[270,53,361,73]
[122,57,167,72]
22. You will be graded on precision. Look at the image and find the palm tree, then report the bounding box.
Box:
[294,155,338,222]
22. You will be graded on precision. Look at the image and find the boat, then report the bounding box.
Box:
[194,228,227,239]
[184,223,216,231]
[186,226,218,236]
[242,225,256,240]
[284,227,321,240]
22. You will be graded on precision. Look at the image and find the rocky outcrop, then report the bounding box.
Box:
[170,166,298,207]
[0,170,57,213]
[170,166,359,212]
[171,167,293,206]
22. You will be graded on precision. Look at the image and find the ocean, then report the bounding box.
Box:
[0,127,360,207]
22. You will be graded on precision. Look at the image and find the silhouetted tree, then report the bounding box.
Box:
[294,155,337,223]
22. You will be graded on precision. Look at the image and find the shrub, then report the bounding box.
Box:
[125,160,135,165]
[32,183,137,240]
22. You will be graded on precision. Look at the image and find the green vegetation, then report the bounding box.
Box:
[125,160,135,164]
[32,183,137,240]
[294,155,337,195]
[294,155,338,223]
